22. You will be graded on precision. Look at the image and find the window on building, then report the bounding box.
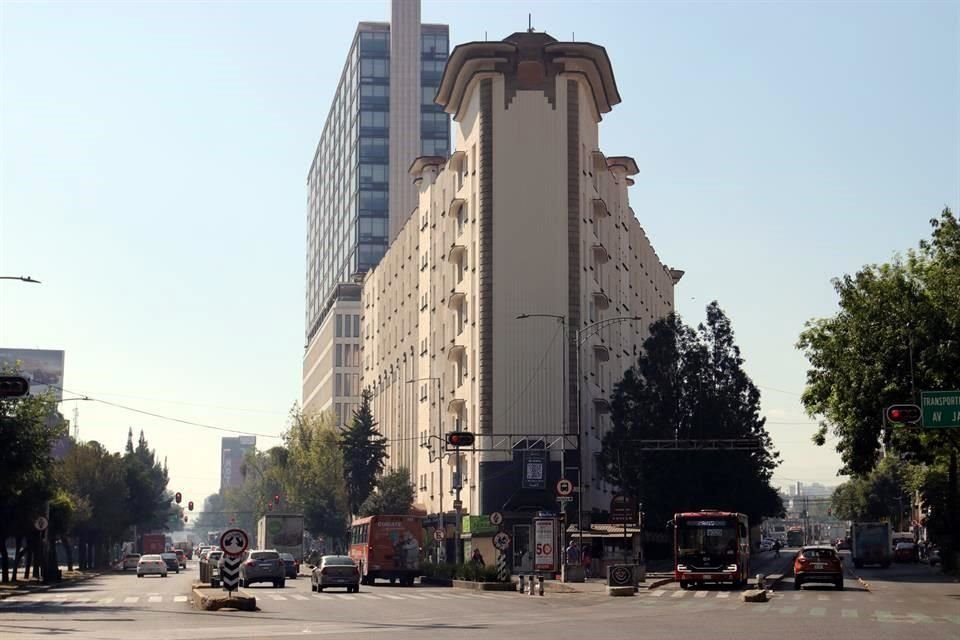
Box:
[353,315,360,338]
[335,403,343,426]
[335,373,343,396]
[457,353,467,388]
[360,57,389,78]
[421,138,448,156]
[336,314,343,337]
[336,343,343,367]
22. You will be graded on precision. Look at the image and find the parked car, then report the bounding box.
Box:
[279,552,299,579]
[121,553,141,571]
[759,539,775,552]
[894,542,919,563]
[927,545,942,566]
[794,545,843,590]
[206,550,223,587]
[174,549,187,568]
[160,552,181,573]
[137,554,168,578]
[311,555,360,593]
[239,550,285,588]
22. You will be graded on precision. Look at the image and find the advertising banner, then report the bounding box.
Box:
[534,518,556,572]
[522,449,546,489]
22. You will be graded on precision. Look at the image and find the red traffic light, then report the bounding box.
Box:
[187,501,194,511]
[183,516,188,523]
[445,431,475,448]
[174,492,182,504]
[885,404,921,425]
[274,495,280,504]
[0,376,30,398]
[267,503,274,511]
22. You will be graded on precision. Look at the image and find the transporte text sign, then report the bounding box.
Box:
[922,391,960,428]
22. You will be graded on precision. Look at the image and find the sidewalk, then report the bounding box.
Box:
[0,569,102,600]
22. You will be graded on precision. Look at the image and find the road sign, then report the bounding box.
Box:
[453,499,463,510]
[534,519,556,572]
[221,555,241,593]
[556,479,574,497]
[608,564,635,588]
[609,495,637,525]
[34,516,48,532]
[556,496,574,504]
[433,529,445,542]
[496,549,509,582]
[493,531,511,551]
[219,528,249,557]
[922,391,960,428]
[886,404,922,425]
[489,511,504,526]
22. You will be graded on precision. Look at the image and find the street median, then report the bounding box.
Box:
[191,583,257,611]
[451,579,515,591]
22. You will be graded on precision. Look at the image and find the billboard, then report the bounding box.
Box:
[0,348,65,401]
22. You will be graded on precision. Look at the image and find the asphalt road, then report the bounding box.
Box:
[1,557,957,640]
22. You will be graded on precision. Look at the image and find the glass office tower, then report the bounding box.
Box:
[305,22,449,344]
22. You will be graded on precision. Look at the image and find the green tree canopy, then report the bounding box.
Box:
[340,390,388,515]
[798,208,959,475]
[599,303,783,529]
[359,467,415,516]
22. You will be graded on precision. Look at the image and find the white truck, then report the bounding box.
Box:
[256,514,305,563]
[851,522,891,568]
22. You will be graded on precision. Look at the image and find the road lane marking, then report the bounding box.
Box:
[942,615,960,625]
[790,594,803,600]
[419,593,452,599]
[291,594,309,601]
[670,590,686,598]
[148,596,162,603]
[99,598,114,604]
[402,593,426,599]
[778,606,797,614]
[651,590,666,597]
[874,610,895,623]
[124,597,139,604]
[379,593,404,600]
[716,592,730,599]
[269,594,287,601]
[841,609,858,618]
[694,591,708,598]
[809,607,826,617]
[908,613,933,624]
[332,594,355,600]
[817,595,829,601]
[357,593,381,600]
[174,595,188,603]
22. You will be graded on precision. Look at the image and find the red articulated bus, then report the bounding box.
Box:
[349,515,423,586]
[674,510,751,589]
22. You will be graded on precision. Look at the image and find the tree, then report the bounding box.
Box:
[340,390,389,515]
[122,430,172,534]
[359,468,415,516]
[0,383,65,583]
[830,457,911,527]
[797,208,959,475]
[599,304,783,532]
[284,408,349,541]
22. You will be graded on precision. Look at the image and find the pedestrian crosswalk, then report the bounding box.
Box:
[1,593,193,608]
[628,589,959,625]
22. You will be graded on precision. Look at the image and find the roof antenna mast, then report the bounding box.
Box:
[528,13,533,33]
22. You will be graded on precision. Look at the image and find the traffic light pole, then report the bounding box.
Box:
[454,448,462,566]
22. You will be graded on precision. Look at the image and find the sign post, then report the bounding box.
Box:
[922,391,960,428]
[219,528,249,593]
[493,531,511,582]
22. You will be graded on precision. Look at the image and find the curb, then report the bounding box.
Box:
[645,577,674,589]
[0,571,102,600]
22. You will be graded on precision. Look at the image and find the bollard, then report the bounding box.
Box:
[518,574,526,594]
[756,574,766,590]
[537,575,544,596]
[529,575,536,596]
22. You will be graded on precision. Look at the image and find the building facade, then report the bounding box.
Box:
[361,31,682,561]
[220,436,256,492]
[302,2,449,419]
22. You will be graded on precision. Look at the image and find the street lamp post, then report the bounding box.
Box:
[0,276,41,284]
[407,377,444,561]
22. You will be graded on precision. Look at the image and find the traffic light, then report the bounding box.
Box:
[267,503,274,511]
[445,431,475,448]
[187,501,194,511]
[274,495,280,504]
[174,492,182,504]
[886,404,922,425]
[0,376,30,399]
[183,516,188,523]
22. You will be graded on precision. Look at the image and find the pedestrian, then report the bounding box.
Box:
[471,548,485,568]
[581,545,592,578]
[773,539,781,557]
[565,540,580,566]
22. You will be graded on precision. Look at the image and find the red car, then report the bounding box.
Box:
[894,542,918,563]
[794,545,844,590]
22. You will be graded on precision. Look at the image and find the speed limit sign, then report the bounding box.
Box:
[433,529,445,542]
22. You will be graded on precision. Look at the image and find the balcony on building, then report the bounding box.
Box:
[447,290,466,309]
[592,343,610,363]
[592,197,610,218]
[592,288,611,310]
[591,242,610,264]
[447,243,467,263]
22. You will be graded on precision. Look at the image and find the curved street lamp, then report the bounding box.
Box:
[0,276,41,284]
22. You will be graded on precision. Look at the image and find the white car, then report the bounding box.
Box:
[121,553,141,571]
[137,554,168,578]
[759,539,775,552]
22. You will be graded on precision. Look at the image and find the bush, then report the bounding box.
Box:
[420,561,457,579]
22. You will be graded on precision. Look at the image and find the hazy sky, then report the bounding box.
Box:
[1,1,957,508]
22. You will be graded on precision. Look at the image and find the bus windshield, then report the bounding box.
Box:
[677,518,738,567]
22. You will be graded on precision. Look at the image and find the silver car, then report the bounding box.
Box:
[239,550,285,588]
[311,555,360,593]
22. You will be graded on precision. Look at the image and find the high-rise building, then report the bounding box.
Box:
[361,30,683,567]
[303,1,449,421]
[220,436,256,492]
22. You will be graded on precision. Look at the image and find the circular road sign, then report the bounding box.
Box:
[433,529,445,542]
[609,565,633,587]
[493,531,511,551]
[489,511,504,526]
[219,528,250,557]
[34,516,49,532]
[556,479,574,497]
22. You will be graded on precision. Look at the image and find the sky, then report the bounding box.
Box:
[1,0,957,509]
